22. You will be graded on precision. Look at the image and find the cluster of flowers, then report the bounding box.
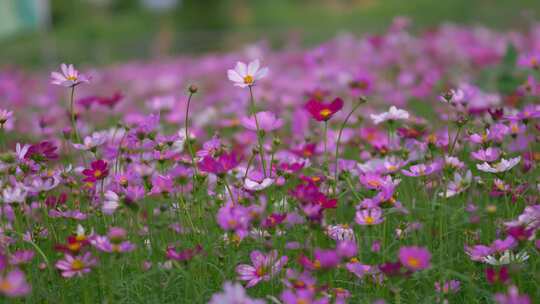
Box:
[0,18,539,303]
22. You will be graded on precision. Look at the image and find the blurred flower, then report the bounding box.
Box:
[370,106,409,125]
[241,111,283,132]
[477,157,521,173]
[209,282,265,304]
[0,269,30,297]
[55,252,97,278]
[398,246,431,271]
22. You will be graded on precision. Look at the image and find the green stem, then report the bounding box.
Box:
[248,85,267,176]
[334,99,365,193]
[69,86,81,143]
[185,92,198,176]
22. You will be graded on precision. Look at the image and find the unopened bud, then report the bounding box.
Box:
[188,85,198,94]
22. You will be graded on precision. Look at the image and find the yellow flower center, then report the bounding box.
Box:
[67,242,82,251]
[365,216,375,224]
[367,180,381,187]
[94,170,102,178]
[66,75,78,81]
[297,299,309,304]
[71,259,85,270]
[255,267,266,277]
[228,219,237,226]
[319,109,332,118]
[407,257,420,268]
[0,280,12,293]
[313,260,322,269]
[243,75,254,85]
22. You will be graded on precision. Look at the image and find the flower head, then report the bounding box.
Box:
[55,252,97,278]
[227,60,268,88]
[50,63,90,87]
[305,97,343,121]
[236,250,288,288]
[241,111,283,132]
[398,246,431,271]
[0,269,30,297]
[209,282,265,304]
[83,159,109,181]
[370,106,409,125]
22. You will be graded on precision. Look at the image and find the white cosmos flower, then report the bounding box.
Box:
[2,185,27,204]
[482,250,529,265]
[227,59,268,88]
[244,178,274,191]
[370,106,410,125]
[103,190,120,215]
[440,170,472,198]
[73,131,108,150]
[476,157,521,173]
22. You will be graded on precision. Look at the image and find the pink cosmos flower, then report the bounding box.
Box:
[227,60,268,88]
[209,282,265,304]
[236,250,288,288]
[50,63,90,87]
[401,160,442,177]
[281,288,329,304]
[0,109,13,127]
[398,246,431,271]
[471,147,501,162]
[494,285,531,304]
[0,269,30,297]
[355,208,384,226]
[241,111,283,132]
[305,98,344,121]
[55,252,97,278]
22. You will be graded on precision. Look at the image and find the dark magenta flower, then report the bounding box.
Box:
[25,141,58,161]
[82,160,109,181]
[304,97,343,121]
[486,266,509,284]
[198,152,240,175]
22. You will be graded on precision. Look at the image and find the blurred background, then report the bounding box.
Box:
[0,0,539,69]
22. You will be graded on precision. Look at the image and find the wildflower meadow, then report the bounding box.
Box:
[1,18,540,304]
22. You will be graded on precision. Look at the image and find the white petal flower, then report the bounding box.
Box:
[227,59,268,88]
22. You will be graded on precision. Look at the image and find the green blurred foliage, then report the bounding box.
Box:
[1,0,540,68]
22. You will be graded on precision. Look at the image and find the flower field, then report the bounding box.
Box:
[0,19,540,303]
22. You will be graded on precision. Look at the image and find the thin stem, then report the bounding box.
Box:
[323,120,328,172]
[69,86,81,143]
[222,177,236,204]
[334,99,365,193]
[248,85,267,176]
[448,125,462,156]
[243,153,256,181]
[185,91,198,176]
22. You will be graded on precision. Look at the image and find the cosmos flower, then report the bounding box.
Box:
[199,152,240,175]
[494,286,531,304]
[0,109,13,128]
[398,246,431,271]
[241,111,283,132]
[209,282,265,304]
[227,60,268,88]
[355,208,384,226]
[304,98,344,121]
[236,250,288,288]
[72,132,108,151]
[0,269,30,297]
[471,147,501,162]
[477,157,521,173]
[103,191,120,215]
[370,106,410,125]
[326,224,355,241]
[50,63,90,87]
[82,159,109,181]
[55,252,97,278]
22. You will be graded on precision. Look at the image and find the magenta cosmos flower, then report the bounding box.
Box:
[236,250,288,288]
[241,111,283,132]
[82,159,109,181]
[199,152,240,175]
[55,252,98,278]
[0,269,31,297]
[305,97,344,121]
[398,246,431,271]
[50,63,90,87]
[227,60,268,88]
